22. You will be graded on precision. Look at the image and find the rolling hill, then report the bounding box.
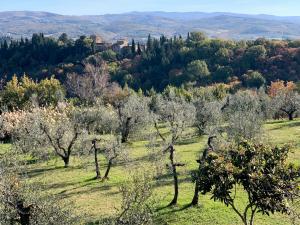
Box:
[1,11,300,41]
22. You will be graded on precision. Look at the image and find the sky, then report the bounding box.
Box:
[0,0,300,16]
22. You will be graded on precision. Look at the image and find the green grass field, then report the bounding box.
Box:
[1,119,300,225]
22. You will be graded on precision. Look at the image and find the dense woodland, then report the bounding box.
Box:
[0,32,300,225]
[1,32,300,91]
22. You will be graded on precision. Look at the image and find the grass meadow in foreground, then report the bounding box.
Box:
[1,119,299,225]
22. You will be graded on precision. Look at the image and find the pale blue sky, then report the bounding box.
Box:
[0,0,299,16]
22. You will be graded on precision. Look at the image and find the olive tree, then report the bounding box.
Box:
[0,110,27,142]
[196,141,299,225]
[224,91,266,143]
[99,170,156,225]
[13,105,85,168]
[115,170,156,225]
[114,94,150,143]
[152,94,196,206]
[75,106,125,181]
[190,136,220,206]
[91,137,124,181]
[193,99,223,136]
[0,153,78,225]
[273,90,300,121]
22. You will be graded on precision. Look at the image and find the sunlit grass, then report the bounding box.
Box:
[1,119,299,224]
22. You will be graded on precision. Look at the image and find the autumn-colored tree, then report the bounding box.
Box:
[268,81,300,120]
[0,75,64,110]
[267,80,296,97]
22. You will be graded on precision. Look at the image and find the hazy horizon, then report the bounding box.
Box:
[1,10,300,18]
[1,0,300,17]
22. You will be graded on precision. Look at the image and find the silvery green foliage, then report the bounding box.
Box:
[257,88,274,120]
[117,172,155,225]
[8,110,50,159]
[98,171,156,225]
[225,90,265,143]
[12,106,85,165]
[145,134,166,177]
[153,94,196,145]
[193,99,223,136]
[74,105,119,135]
[102,136,126,165]
[0,154,79,225]
[273,90,300,120]
[115,94,151,142]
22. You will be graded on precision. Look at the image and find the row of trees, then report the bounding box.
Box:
[1,80,299,224]
[0,60,300,224]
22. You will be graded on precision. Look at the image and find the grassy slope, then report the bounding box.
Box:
[1,119,299,225]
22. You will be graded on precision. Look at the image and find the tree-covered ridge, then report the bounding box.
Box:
[122,33,300,90]
[1,32,300,92]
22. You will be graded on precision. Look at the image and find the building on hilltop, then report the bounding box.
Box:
[89,35,130,53]
[90,34,112,51]
[90,35,104,44]
[112,39,129,53]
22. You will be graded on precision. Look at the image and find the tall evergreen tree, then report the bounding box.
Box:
[131,39,136,55]
[137,42,142,55]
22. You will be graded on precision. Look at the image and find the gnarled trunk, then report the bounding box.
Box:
[103,159,113,180]
[62,156,70,168]
[16,201,31,225]
[121,117,132,143]
[169,145,179,206]
[191,181,199,206]
[288,112,294,121]
[93,140,101,179]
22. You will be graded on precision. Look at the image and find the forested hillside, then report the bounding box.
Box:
[2,11,300,40]
[1,32,300,91]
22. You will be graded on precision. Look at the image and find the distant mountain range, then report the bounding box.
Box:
[1,11,300,41]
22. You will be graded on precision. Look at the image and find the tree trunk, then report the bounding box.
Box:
[121,117,132,143]
[62,156,70,168]
[16,202,31,225]
[288,112,294,121]
[103,159,113,180]
[191,181,199,206]
[94,142,101,179]
[169,145,179,206]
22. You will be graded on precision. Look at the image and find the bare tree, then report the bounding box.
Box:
[66,58,110,104]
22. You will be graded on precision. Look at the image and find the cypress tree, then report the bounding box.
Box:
[131,39,136,55]
[137,42,142,55]
[146,34,152,52]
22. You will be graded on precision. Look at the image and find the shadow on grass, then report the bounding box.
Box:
[153,176,192,188]
[266,119,288,125]
[269,120,300,130]
[58,184,117,199]
[176,137,200,146]
[26,166,65,178]
[157,202,202,216]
